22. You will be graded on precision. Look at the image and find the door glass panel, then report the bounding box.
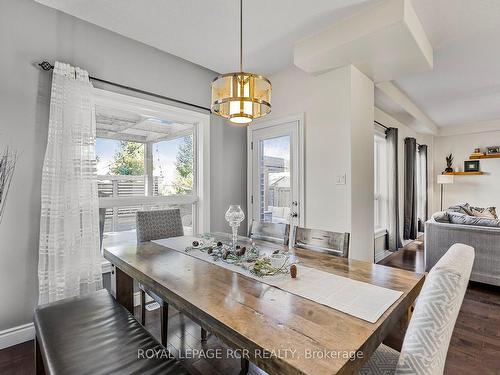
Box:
[259,135,291,223]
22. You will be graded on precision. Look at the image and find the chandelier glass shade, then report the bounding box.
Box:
[211,0,271,125]
[211,72,271,124]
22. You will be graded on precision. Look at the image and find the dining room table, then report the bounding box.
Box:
[103,231,425,375]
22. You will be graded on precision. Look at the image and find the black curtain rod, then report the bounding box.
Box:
[37,61,211,113]
[374,120,389,130]
[375,120,424,146]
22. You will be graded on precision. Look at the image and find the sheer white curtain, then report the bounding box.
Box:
[38,62,102,304]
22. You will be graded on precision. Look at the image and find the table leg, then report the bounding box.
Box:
[115,267,134,313]
[383,304,414,351]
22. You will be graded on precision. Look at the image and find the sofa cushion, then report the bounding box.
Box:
[432,211,450,223]
[448,212,500,228]
[470,206,497,219]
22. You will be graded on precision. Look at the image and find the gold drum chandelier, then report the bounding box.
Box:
[211,0,271,125]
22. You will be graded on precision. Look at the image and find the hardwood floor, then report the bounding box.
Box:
[1,239,499,374]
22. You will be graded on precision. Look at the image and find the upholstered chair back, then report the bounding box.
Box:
[396,243,474,375]
[136,209,184,242]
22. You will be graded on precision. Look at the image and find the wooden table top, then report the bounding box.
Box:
[104,233,424,375]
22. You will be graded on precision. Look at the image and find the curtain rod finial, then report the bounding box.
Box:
[38,61,54,71]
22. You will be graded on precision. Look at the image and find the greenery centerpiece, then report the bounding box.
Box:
[185,237,290,277]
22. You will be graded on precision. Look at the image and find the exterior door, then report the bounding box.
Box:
[248,117,303,232]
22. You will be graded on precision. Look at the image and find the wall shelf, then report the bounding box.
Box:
[444,171,484,176]
[469,154,500,159]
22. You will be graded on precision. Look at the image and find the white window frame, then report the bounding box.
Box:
[374,132,388,232]
[93,88,210,234]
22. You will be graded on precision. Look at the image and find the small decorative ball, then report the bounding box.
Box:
[207,247,213,254]
[235,246,246,256]
[217,241,223,247]
[290,264,297,278]
[192,241,199,247]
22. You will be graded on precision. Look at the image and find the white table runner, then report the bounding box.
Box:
[153,236,403,323]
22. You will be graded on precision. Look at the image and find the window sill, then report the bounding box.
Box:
[374,228,388,239]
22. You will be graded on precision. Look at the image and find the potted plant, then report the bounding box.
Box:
[444,153,453,173]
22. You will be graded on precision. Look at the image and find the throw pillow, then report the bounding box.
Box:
[470,206,497,219]
[447,203,472,215]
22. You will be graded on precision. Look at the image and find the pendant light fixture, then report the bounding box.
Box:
[211,0,271,125]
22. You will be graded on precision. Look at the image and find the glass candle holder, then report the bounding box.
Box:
[225,205,245,250]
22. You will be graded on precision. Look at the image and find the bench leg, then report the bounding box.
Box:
[115,267,134,314]
[35,337,46,375]
[239,358,249,375]
[140,290,146,326]
[160,303,168,346]
[201,328,207,342]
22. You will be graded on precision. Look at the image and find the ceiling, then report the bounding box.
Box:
[37,0,500,129]
[35,0,379,75]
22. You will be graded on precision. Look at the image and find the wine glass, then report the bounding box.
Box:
[225,205,245,249]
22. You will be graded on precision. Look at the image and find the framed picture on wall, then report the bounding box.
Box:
[464,160,480,172]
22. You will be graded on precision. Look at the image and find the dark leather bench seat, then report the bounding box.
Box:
[34,289,189,375]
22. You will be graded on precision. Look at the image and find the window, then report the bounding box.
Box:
[93,94,207,237]
[374,133,388,230]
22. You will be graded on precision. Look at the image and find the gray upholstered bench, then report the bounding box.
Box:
[34,289,189,375]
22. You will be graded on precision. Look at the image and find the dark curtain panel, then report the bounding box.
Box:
[417,145,428,232]
[385,127,402,251]
[404,137,418,240]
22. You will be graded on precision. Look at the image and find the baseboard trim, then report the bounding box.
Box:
[0,323,35,349]
[375,250,393,263]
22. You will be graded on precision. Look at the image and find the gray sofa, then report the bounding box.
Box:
[425,217,500,286]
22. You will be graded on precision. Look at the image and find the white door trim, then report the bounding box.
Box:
[247,113,305,231]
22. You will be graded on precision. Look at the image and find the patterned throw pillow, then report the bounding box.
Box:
[470,206,497,219]
[447,203,472,215]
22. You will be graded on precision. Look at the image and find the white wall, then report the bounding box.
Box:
[433,129,500,212]
[267,65,374,261]
[0,0,247,333]
[349,67,375,261]
[210,116,248,233]
[374,108,434,243]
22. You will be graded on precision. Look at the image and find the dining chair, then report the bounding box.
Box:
[293,226,350,258]
[136,208,184,346]
[359,243,475,375]
[249,220,290,246]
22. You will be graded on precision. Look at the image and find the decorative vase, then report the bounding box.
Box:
[225,205,245,250]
